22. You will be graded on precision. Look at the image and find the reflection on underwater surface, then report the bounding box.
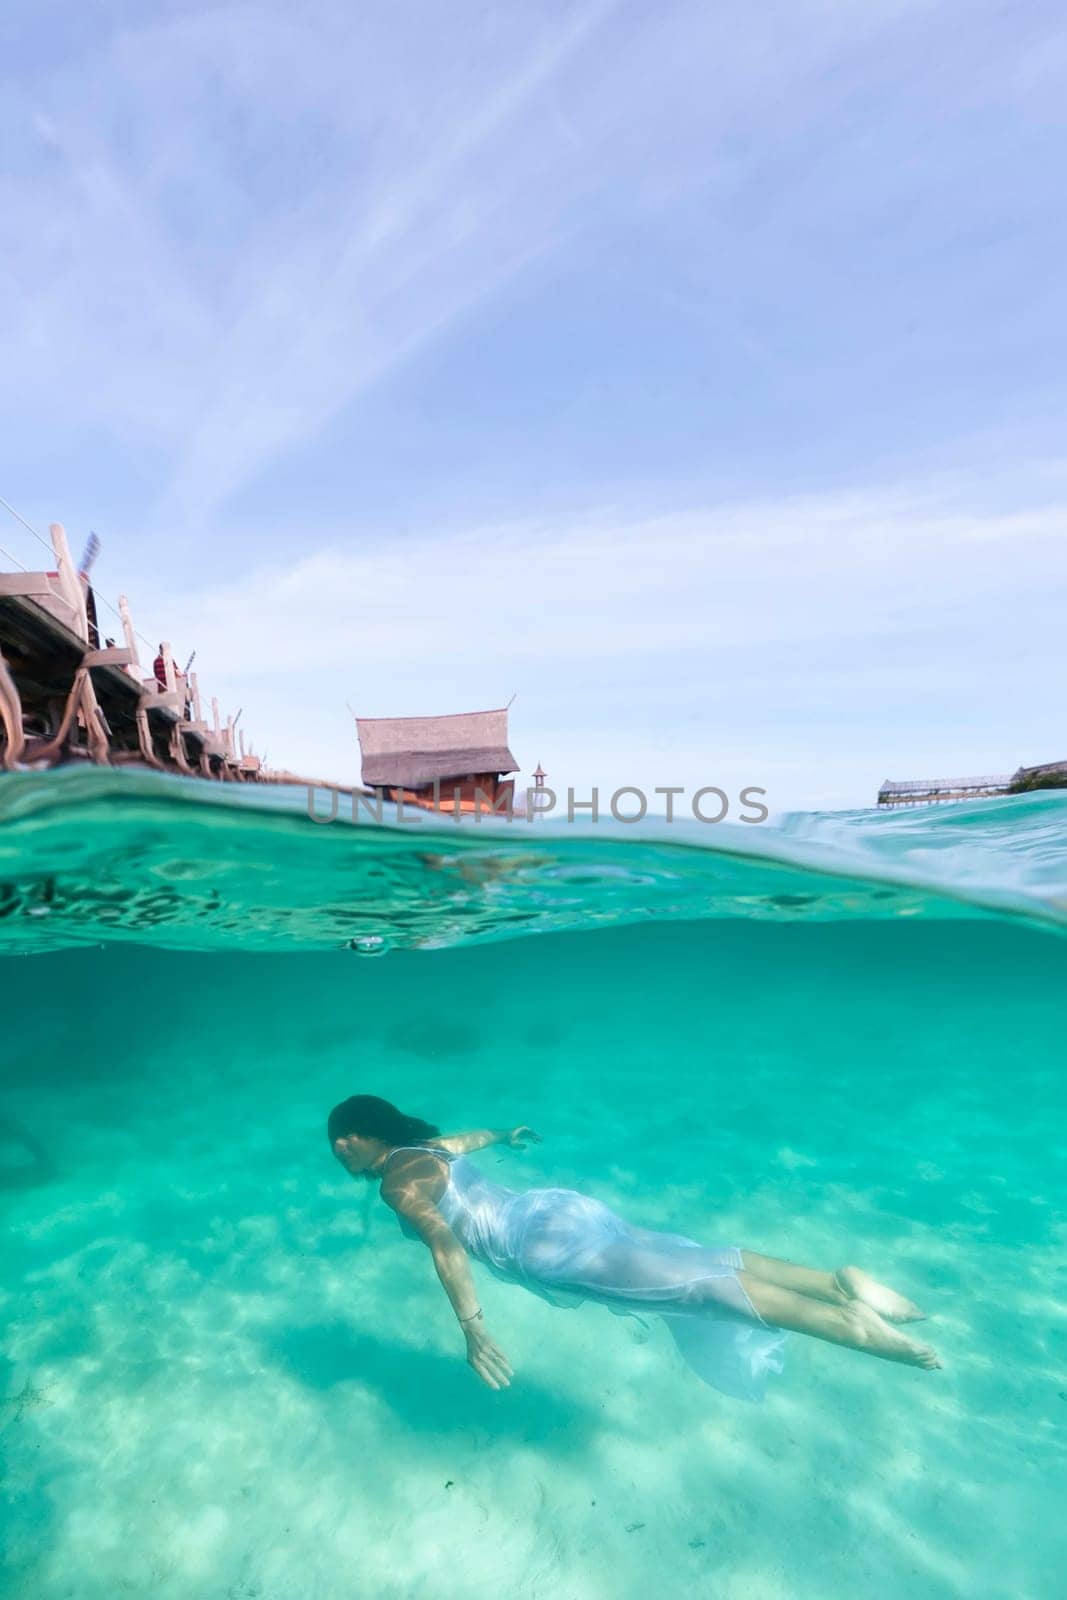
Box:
[0,773,1065,1598]
[2,767,1067,955]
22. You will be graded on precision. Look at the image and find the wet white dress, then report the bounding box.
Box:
[385,1145,787,1401]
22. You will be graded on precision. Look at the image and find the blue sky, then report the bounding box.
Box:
[2,0,1066,808]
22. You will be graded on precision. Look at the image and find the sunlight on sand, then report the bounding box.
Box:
[2,921,1064,1599]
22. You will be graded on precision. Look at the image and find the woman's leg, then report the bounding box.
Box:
[731,1272,940,1369]
[739,1252,843,1303]
[740,1252,925,1322]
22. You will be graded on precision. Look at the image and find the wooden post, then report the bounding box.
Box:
[48,524,112,764]
[118,595,141,675]
[211,696,221,735]
[190,671,203,723]
[86,683,111,764]
[0,648,26,768]
[136,707,165,769]
[160,640,177,694]
[169,722,194,775]
[225,715,235,759]
[50,523,87,641]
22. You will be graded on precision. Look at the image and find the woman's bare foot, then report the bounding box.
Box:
[835,1265,925,1323]
[843,1301,941,1369]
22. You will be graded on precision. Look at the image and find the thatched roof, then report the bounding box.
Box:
[356,707,517,788]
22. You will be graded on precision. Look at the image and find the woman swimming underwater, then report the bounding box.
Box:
[328,1095,941,1400]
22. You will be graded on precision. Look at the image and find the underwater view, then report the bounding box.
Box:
[0,770,1064,1598]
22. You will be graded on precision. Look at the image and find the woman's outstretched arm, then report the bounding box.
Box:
[433,1125,541,1154]
[381,1161,514,1390]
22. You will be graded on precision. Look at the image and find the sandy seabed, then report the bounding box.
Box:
[2,922,1064,1600]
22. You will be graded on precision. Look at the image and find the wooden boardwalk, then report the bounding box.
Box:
[0,521,261,780]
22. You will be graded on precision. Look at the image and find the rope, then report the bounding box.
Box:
[0,539,29,572]
[0,492,53,556]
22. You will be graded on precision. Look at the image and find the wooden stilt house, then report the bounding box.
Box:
[355,707,518,813]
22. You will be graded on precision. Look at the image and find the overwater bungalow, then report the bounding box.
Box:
[355,707,518,813]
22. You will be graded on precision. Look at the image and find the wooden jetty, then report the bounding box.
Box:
[355,707,518,813]
[1,522,262,780]
[877,774,1014,808]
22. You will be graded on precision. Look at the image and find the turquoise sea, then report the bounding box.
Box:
[1,769,1064,1600]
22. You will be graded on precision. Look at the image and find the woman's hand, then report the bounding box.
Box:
[503,1125,541,1149]
[464,1320,514,1389]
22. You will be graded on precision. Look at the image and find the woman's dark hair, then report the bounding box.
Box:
[327,1095,440,1148]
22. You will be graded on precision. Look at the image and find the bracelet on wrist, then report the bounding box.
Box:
[459,1308,483,1326]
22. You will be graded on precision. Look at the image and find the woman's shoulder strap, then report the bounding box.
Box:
[383,1143,457,1166]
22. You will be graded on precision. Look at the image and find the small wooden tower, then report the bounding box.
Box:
[355,706,518,812]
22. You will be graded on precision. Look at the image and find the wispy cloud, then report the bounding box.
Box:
[4,2,628,523]
[152,0,625,525]
[1,0,981,529]
[3,2,1066,807]
[140,477,1067,806]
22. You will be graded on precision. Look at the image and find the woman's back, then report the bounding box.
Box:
[383,1145,521,1269]
[438,1155,525,1269]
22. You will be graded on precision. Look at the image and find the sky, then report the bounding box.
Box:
[2,0,1066,810]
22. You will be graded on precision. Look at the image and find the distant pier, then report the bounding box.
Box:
[876,774,1014,808]
[878,762,1067,807]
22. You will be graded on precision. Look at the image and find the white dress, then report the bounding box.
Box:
[385,1145,787,1401]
